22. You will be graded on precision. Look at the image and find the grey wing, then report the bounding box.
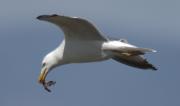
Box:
[37,14,107,41]
[112,54,157,70]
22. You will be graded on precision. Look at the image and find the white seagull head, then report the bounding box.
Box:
[38,51,59,92]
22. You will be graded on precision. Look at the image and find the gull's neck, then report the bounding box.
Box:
[52,40,66,65]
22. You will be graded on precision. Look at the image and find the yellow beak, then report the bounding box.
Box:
[38,68,48,84]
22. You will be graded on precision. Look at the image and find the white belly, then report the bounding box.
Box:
[62,41,109,63]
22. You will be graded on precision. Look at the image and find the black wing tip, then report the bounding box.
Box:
[51,14,58,17]
[36,15,43,20]
[150,65,158,71]
[36,14,59,20]
[112,56,158,71]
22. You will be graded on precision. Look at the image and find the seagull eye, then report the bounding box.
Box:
[42,63,46,67]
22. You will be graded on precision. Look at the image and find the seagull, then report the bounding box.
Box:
[37,14,157,92]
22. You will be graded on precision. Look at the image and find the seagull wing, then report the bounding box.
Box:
[106,47,157,70]
[37,14,107,41]
[102,42,157,70]
[105,47,156,56]
[112,55,157,70]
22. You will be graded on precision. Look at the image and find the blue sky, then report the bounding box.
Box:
[0,0,180,106]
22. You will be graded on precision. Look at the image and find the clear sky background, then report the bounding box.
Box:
[0,0,179,106]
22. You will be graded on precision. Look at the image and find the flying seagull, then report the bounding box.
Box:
[37,14,157,92]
